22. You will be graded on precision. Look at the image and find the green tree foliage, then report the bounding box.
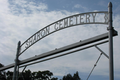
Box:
[22,69,32,80]
[0,63,6,80]
[73,71,81,80]
[62,71,81,80]
[6,71,13,80]
[0,67,54,80]
[0,63,81,80]
[18,70,54,80]
[63,73,73,80]
[31,70,53,80]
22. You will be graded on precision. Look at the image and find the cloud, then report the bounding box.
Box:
[98,1,107,7]
[114,4,120,14]
[73,4,88,11]
[9,0,48,15]
[74,4,81,8]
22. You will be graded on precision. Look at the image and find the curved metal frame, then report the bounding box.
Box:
[19,11,108,55]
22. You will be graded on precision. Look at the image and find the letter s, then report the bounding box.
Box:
[25,40,29,49]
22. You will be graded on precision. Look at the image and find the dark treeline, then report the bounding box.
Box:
[0,63,81,80]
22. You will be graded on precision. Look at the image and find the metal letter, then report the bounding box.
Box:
[29,37,33,46]
[80,14,84,24]
[37,31,41,40]
[59,20,63,29]
[40,29,46,37]
[45,26,50,35]
[75,15,79,25]
[69,16,73,26]
[25,40,29,48]
[92,13,96,23]
[54,22,59,31]
[64,18,68,27]
[86,14,90,23]
[33,35,37,43]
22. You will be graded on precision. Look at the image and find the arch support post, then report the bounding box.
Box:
[108,2,114,80]
[12,41,21,80]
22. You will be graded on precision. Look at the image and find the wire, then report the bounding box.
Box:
[86,53,102,80]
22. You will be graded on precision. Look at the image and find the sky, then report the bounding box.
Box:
[0,0,120,80]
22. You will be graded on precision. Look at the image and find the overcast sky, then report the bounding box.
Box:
[0,0,120,80]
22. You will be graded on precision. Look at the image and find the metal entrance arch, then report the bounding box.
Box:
[20,11,108,55]
[0,2,118,80]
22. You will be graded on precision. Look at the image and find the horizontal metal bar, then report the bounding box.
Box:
[0,63,15,71]
[19,40,109,68]
[19,31,117,65]
[0,30,118,71]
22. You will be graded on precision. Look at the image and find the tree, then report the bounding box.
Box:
[62,71,81,80]
[18,70,53,80]
[22,69,32,80]
[31,71,37,80]
[33,70,53,80]
[6,71,13,80]
[0,63,6,80]
[73,71,81,80]
[62,73,73,80]
[42,70,53,79]
[0,63,81,80]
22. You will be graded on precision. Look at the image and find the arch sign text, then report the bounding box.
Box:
[20,11,108,55]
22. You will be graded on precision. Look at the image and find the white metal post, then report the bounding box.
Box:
[12,41,21,80]
[108,2,114,80]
